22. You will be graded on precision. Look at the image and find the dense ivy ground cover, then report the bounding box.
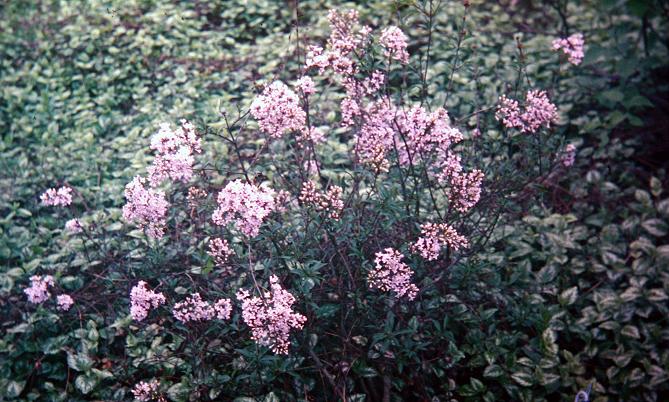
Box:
[1,0,668,401]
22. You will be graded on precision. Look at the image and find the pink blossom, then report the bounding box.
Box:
[122,176,169,239]
[297,127,326,146]
[354,99,396,172]
[552,33,585,65]
[151,120,201,154]
[148,147,195,186]
[172,293,233,323]
[362,71,386,95]
[448,169,484,212]
[522,90,559,133]
[395,106,463,166]
[212,180,275,237]
[411,223,469,261]
[187,187,207,207]
[64,218,83,234]
[130,281,165,322]
[368,248,418,300]
[295,76,316,96]
[340,97,361,127]
[561,143,577,167]
[251,81,306,139]
[299,181,344,220]
[24,275,55,304]
[327,9,370,56]
[172,293,213,323]
[147,120,201,187]
[305,45,330,73]
[495,95,523,130]
[236,275,307,354]
[213,298,232,320]
[132,379,160,401]
[273,190,293,213]
[379,26,410,63]
[305,10,370,77]
[207,238,234,268]
[495,90,558,133]
[40,186,73,207]
[56,294,74,311]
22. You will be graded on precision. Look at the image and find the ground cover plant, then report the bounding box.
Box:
[1,0,668,401]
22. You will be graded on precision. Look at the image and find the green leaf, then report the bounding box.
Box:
[357,367,379,378]
[168,383,190,402]
[67,352,93,372]
[542,328,558,355]
[642,219,668,237]
[559,287,578,306]
[657,199,669,217]
[536,264,558,284]
[651,177,663,197]
[75,374,98,394]
[648,288,669,302]
[657,245,669,260]
[621,325,640,339]
[614,353,634,367]
[635,190,652,205]
[511,371,534,387]
[6,380,26,398]
[601,89,624,103]
[470,378,486,393]
[484,364,504,378]
[316,304,339,318]
[263,392,280,402]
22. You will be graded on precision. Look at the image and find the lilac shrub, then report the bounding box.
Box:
[16,4,587,400]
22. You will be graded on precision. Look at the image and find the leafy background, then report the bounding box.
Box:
[1,0,668,401]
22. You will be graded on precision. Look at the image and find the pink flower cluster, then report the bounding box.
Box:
[273,189,294,213]
[552,33,585,65]
[368,248,418,300]
[132,379,161,401]
[64,218,83,234]
[327,9,371,56]
[305,9,373,78]
[251,81,306,139]
[236,275,307,354]
[187,186,207,207]
[411,222,469,261]
[122,176,169,239]
[352,102,483,212]
[56,294,74,311]
[379,26,410,63]
[304,9,371,77]
[396,107,462,162]
[295,76,316,96]
[297,127,326,146]
[353,99,396,172]
[207,238,234,269]
[495,90,558,133]
[299,181,344,220]
[448,169,484,212]
[561,143,577,167]
[40,186,72,207]
[24,275,55,304]
[130,281,166,322]
[172,293,232,323]
[148,120,202,186]
[212,180,276,237]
